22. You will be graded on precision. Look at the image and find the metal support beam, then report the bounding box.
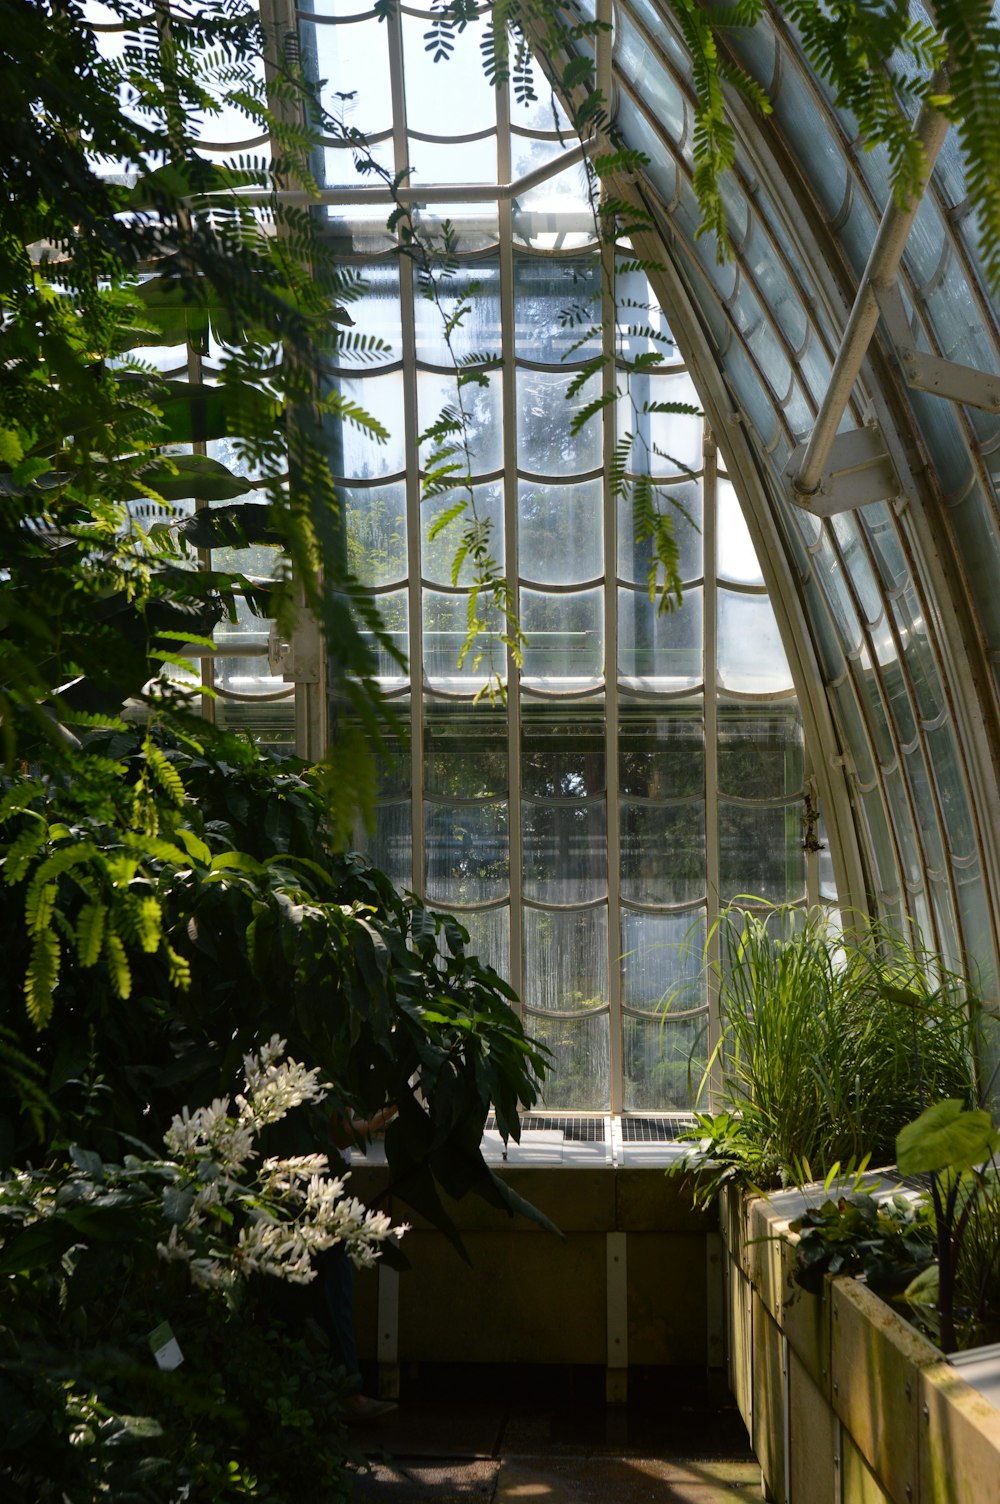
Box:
[789,75,952,505]
[783,424,901,516]
[875,283,1000,414]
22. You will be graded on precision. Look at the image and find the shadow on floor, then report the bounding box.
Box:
[350,1366,759,1502]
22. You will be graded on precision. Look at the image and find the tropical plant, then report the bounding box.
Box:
[670,903,980,1201]
[789,1186,936,1300]
[895,1098,1000,1351]
[0,730,550,1235]
[0,1037,379,1501]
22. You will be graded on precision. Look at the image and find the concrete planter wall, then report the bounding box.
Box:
[349,1162,723,1400]
[720,1183,1000,1504]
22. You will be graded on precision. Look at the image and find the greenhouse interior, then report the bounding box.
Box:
[4,0,1000,1499]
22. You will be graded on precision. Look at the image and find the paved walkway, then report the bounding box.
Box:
[350,1376,760,1503]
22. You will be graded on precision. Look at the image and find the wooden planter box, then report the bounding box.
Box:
[720,1183,1000,1504]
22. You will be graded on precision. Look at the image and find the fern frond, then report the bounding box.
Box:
[76,901,107,968]
[104,928,132,1001]
[25,929,60,1029]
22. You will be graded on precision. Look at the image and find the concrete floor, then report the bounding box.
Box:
[350,1370,760,1503]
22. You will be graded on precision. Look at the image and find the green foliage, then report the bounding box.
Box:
[0,733,549,1238]
[894,1100,1000,1350]
[0,1157,355,1501]
[671,1110,770,1210]
[670,903,980,1195]
[789,1190,936,1298]
[897,1099,1000,1176]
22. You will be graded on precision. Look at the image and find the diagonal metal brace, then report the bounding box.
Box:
[875,284,1000,415]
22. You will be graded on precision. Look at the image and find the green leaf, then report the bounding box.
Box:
[126,454,254,504]
[896,1100,1000,1175]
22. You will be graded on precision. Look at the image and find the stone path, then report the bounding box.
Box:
[350,1388,760,1503]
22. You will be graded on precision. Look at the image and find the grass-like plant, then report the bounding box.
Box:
[680,903,980,1192]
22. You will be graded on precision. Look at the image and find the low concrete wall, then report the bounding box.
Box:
[721,1184,1000,1504]
[349,1163,722,1397]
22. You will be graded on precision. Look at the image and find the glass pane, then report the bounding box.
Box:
[902,742,947,875]
[717,590,793,693]
[522,801,608,903]
[445,904,510,985]
[422,483,504,586]
[214,694,294,751]
[519,478,603,584]
[617,370,702,473]
[318,137,395,194]
[831,511,882,626]
[522,706,606,798]
[401,11,497,135]
[859,785,901,900]
[207,496,283,582]
[742,218,808,352]
[509,48,573,133]
[618,585,703,685]
[617,12,686,145]
[513,255,601,362]
[718,802,805,904]
[424,801,509,903]
[512,162,595,251]
[332,372,405,479]
[717,478,763,584]
[520,588,604,683]
[617,479,703,586]
[517,367,603,474]
[424,704,507,798]
[420,367,503,476]
[411,204,500,253]
[623,1013,707,1112]
[306,17,393,133]
[861,501,908,591]
[408,134,498,185]
[892,581,946,723]
[615,259,680,364]
[618,706,704,799]
[413,262,501,364]
[620,801,706,905]
[422,589,506,686]
[926,719,976,861]
[345,483,407,586]
[717,706,803,799]
[512,132,572,182]
[365,802,412,893]
[333,261,400,366]
[359,588,408,680]
[529,1009,610,1112]
[621,908,706,1013]
[523,906,608,1011]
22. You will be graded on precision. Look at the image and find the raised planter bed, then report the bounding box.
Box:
[720,1183,1000,1504]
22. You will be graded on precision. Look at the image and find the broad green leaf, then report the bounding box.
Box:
[896,1099,1000,1175]
[125,455,253,503]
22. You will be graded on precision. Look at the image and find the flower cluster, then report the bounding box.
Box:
[156,1039,402,1292]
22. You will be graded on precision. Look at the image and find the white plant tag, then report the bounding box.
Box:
[149,1321,184,1371]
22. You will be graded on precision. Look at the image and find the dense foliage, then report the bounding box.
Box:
[0,5,549,1495]
[672,903,981,1200]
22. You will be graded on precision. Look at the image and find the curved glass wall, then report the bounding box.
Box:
[308,0,830,1112]
[605,0,1000,1026]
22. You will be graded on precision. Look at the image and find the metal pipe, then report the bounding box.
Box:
[792,75,952,498]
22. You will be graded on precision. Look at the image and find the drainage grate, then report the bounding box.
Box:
[620,1116,696,1142]
[488,1114,606,1143]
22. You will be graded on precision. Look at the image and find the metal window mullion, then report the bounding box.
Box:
[604,262,623,1116]
[388,3,424,897]
[595,0,620,1114]
[703,431,722,1106]
[498,84,523,1019]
